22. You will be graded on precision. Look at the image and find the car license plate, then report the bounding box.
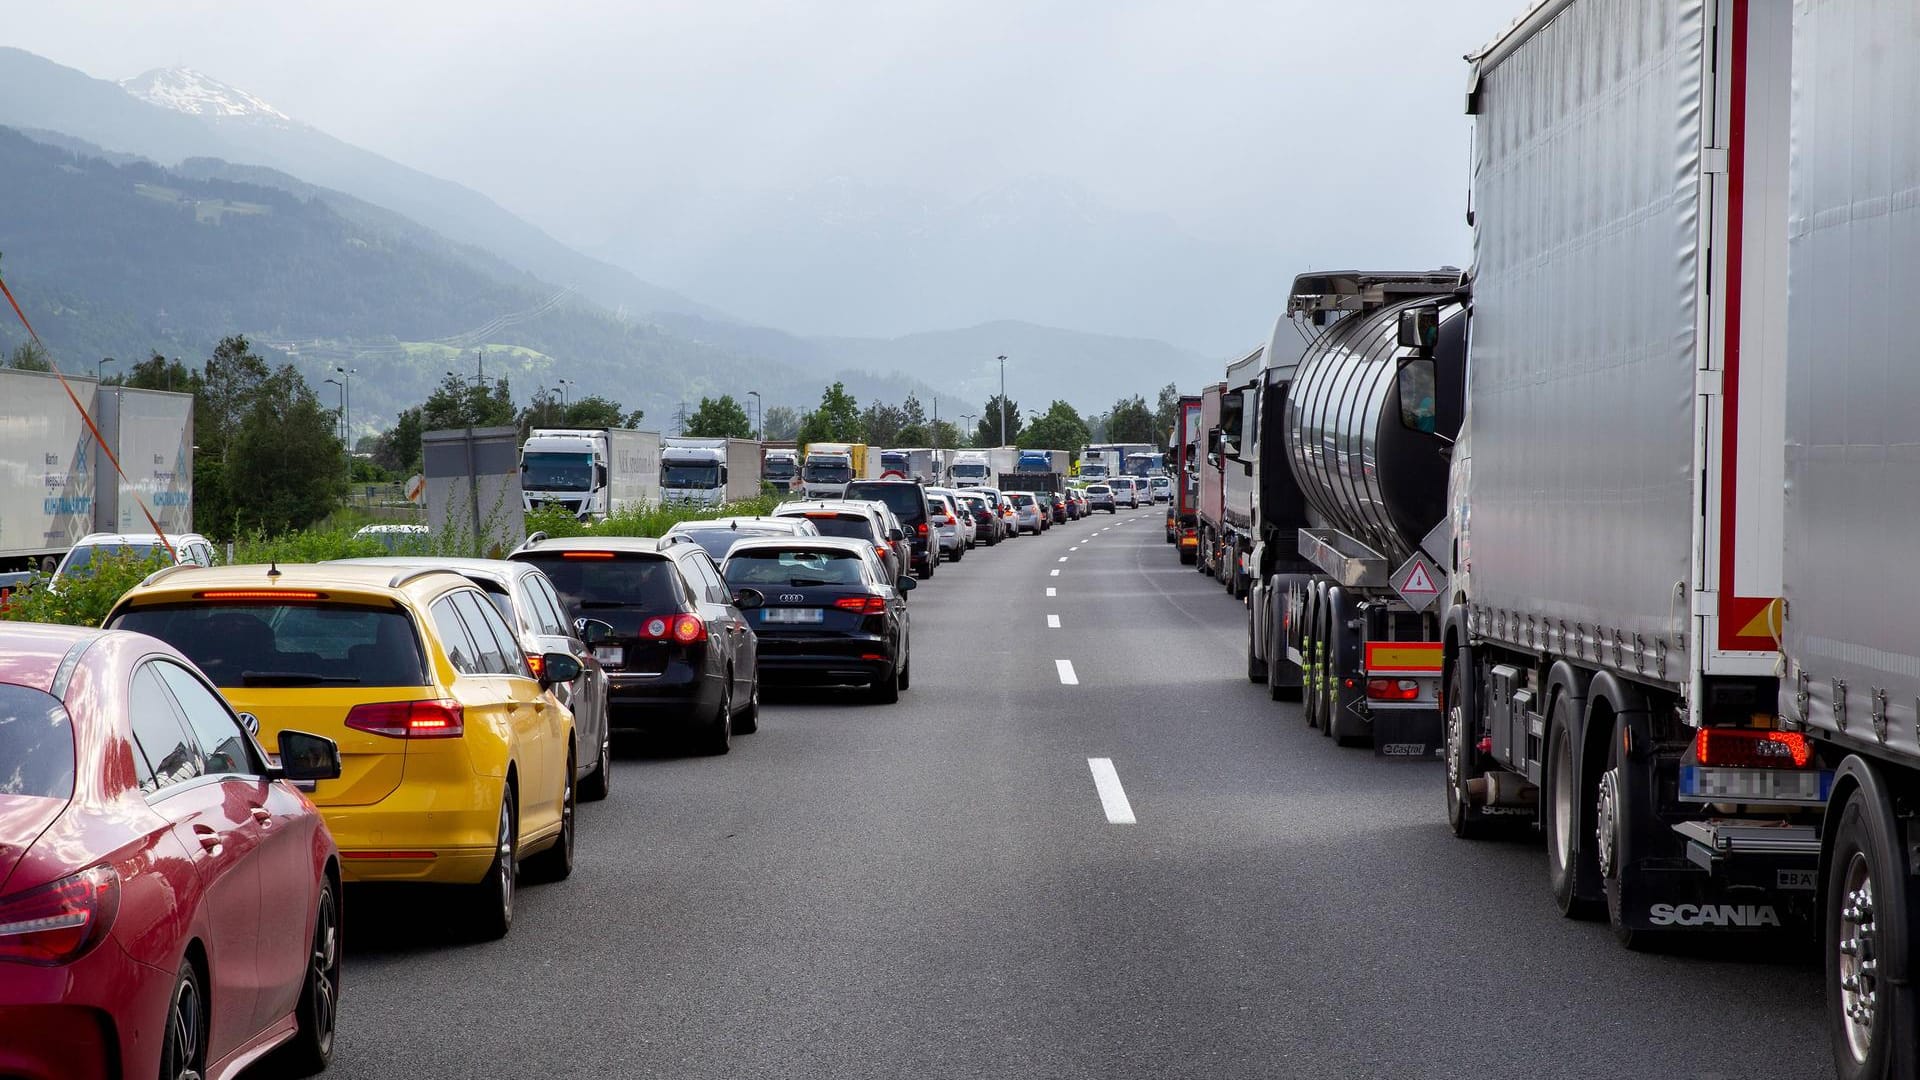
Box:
[764,608,823,624]
[593,645,624,665]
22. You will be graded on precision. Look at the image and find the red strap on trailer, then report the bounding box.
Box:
[0,272,176,560]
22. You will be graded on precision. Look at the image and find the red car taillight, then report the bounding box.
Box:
[917,522,929,537]
[672,614,708,643]
[0,865,120,966]
[344,699,466,739]
[834,596,888,615]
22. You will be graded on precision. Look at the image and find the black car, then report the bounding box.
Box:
[512,534,762,754]
[720,537,913,703]
[843,479,937,578]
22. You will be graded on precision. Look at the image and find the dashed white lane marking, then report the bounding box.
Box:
[1055,659,1079,685]
[1050,568,1060,577]
[1070,546,1079,551]
[1087,758,1136,824]
[1046,587,1057,597]
[1058,556,1069,563]
[1047,614,1061,628]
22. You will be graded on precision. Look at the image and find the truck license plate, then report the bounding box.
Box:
[764,608,824,624]
[1679,766,1832,804]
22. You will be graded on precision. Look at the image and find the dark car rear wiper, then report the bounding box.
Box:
[786,577,834,586]
[579,601,639,609]
[240,671,363,687]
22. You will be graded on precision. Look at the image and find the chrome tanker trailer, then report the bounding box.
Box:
[1240,269,1465,756]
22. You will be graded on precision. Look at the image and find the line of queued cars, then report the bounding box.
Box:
[0,475,1092,1079]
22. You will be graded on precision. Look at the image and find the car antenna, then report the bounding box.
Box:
[268,561,281,580]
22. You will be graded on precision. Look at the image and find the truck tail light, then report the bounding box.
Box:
[345,699,465,739]
[0,865,119,966]
[834,596,888,614]
[1366,679,1421,701]
[1691,727,1812,769]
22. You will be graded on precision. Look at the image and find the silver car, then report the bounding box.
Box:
[333,556,615,800]
[1006,492,1044,534]
[1086,483,1117,513]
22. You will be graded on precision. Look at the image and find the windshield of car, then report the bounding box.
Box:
[111,603,428,688]
[844,482,925,522]
[521,451,594,492]
[1088,485,1110,494]
[59,543,164,578]
[674,527,781,560]
[803,461,853,483]
[723,548,867,586]
[0,682,74,799]
[516,554,684,614]
[787,513,872,540]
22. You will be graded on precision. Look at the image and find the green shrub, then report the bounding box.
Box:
[0,550,170,627]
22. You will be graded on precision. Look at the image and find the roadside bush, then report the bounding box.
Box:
[0,550,169,627]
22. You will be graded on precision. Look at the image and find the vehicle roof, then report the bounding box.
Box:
[114,562,476,607]
[722,535,876,557]
[665,516,812,532]
[513,534,672,556]
[775,500,880,518]
[328,556,540,587]
[71,531,208,545]
[0,624,106,691]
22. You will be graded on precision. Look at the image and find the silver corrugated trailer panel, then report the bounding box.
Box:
[1782,0,1920,754]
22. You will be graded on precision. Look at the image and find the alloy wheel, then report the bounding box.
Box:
[1838,853,1880,1065]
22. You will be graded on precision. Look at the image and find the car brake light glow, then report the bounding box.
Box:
[672,614,707,643]
[562,551,616,560]
[1366,678,1421,701]
[0,865,119,966]
[344,699,466,739]
[917,522,929,536]
[198,590,326,601]
[1692,727,1812,769]
[834,596,888,614]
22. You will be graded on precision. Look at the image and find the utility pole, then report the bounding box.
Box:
[335,366,355,456]
[674,401,690,435]
[748,390,762,440]
[932,397,940,450]
[998,355,1008,446]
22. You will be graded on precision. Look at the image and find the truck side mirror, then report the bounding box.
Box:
[1398,357,1439,434]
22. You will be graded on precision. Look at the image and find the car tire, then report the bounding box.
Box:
[702,679,733,755]
[579,724,612,802]
[898,656,911,692]
[871,660,902,704]
[468,791,516,940]
[524,751,575,883]
[734,678,760,734]
[160,958,207,1080]
[271,876,340,1076]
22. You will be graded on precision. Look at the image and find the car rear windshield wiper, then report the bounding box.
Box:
[579,601,639,609]
[240,671,363,687]
[787,577,834,586]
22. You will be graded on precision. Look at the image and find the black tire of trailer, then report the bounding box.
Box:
[1303,583,1323,731]
[1444,649,1492,839]
[1178,546,1196,565]
[1823,761,1919,1080]
[1246,608,1267,684]
[1598,703,1662,950]
[1325,588,1366,747]
[1543,690,1603,920]
[1266,586,1301,702]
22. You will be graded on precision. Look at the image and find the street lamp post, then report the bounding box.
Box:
[334,366,355,454]
[960,413,978,447]
[324,377,344,442]
[98,357,116,382]
[997,355,1008,446]
[747,390,761,440]
[556,378,572,410]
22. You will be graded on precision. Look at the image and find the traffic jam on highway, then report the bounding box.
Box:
[8,1,1920,1078]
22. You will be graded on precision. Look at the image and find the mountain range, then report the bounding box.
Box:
[0,47,1226,433]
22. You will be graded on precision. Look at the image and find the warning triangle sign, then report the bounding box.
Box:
[1400,562,1437,595]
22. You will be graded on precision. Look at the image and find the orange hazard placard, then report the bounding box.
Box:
[1365,642,1443,672]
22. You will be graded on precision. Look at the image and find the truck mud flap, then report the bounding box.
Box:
[1612,860,1817,934]
[1371,708,1441,761]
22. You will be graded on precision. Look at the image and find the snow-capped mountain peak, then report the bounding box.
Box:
[120,67,289,122]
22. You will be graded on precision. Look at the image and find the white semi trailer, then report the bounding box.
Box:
[661,437,760,506]
[0,371,193,573]
[520,428,661,519]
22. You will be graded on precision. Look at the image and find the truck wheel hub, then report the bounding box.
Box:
[1594,767,1620,878]
[1838,853,1880,1064]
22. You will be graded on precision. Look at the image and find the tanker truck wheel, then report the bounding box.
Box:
[1267,591,1301,702]
[1300,586,1321,729]
[1246,615,1267,684]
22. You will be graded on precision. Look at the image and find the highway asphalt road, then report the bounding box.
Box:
[320,509,1831,1080]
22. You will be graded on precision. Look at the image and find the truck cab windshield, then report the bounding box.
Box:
[663,463,721,489]
[522,452,594,492]
[764,458,797,480]
[804,462,853,483]
[952,463,986,478]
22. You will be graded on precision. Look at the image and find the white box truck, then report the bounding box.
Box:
[520,427,661,519]
[1443,0,1807,949]
[94,385,194,537]
[661,437,760,506]
[801,442,865,498]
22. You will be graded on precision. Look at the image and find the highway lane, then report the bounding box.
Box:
[321,508,1830,1080]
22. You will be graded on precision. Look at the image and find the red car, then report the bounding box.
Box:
[0,624,344,1080]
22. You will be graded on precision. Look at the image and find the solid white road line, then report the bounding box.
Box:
[1046,587,1057,597]
[1047,614,1061,628]
[1087,758,1136,824]
[1055,659,1079,685]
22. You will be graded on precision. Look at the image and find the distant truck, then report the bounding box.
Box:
[520,427,661,519]
[1217,347,1264,598]
[947,447,1017,488]
[1081,442,1155,482]
[801,441,867,499]
[873,447,938,483]
[1123,451,1166,478]
[1193,385,1225,579]
[1168,394,1201,555]
[0,370,194,574]
[761,446,799,493]
[1015,449,1068,475]
[661,437,760,506]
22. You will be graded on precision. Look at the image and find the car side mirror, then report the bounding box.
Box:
[575,617,615,645]
[889,528,905,541]
[897,575,917,593]
[273,730,342,783]
[540,651,583,688]
[732,587,765,610]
